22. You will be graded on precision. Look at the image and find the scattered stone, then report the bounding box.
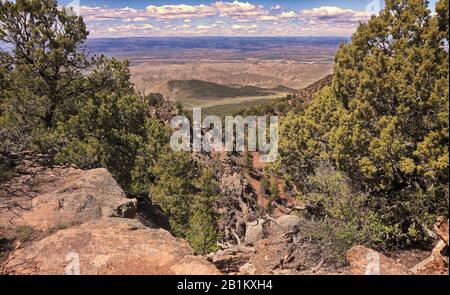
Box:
[239,263,256,275]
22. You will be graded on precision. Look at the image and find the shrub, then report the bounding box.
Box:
[15,225,34,242]
[298,163,397,265]
[260,176,270,196]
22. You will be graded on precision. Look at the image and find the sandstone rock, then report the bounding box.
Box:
[411,218,449,275]
[16,169,137,231]
[244,219,265,244]
[411,240,448,275]
[268,214,302,236]
[239,263,256,275]
[347,246,413,275]
[435,218,449,246]
[3,218,220,275]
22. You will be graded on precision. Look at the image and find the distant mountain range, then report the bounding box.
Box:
[87,36,348,64]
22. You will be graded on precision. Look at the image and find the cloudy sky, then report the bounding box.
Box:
[58,0,437,38]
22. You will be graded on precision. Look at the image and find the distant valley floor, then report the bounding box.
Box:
[130,60,333,112]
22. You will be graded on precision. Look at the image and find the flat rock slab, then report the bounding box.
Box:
[347,246,413,275]
[3,218,220,275]
[15,168,137,231]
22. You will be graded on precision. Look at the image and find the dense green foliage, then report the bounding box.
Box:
[0,0,170,190]
[151,154,220,253]
[277,0,449,251]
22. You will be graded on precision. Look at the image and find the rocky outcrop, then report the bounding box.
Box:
[3,218,219,275]
[347,218,449,275]
[435,217,449,246]
[1,156,219,275]
[411,218,449,275]
[0,155,136,231]
[15,168,137,231]
[129,192,170,230]
[347,246,413,275]
[212,157,259,245]
[267,214,302,236]
[411,240,448,275]
[244,220,265,244]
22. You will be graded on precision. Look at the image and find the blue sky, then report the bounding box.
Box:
[59,1,437,37]
[62,0,372,10]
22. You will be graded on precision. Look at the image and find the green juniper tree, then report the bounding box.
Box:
[0,0,170,190]
[151,155,220,253]
[186,198,219,255]
[276,0,449,247]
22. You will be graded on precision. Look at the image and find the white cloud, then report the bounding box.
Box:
[197,25,212,30]
[258,15,278,21]
[279,11,297,18]
[80,6,141,21]
[80,3,371,37]
[92,22,159,37]
[80,2,269,22]
[231,24,258,30]
[175,24,192,30]
[145,4,217,19]
[213,1,267,18]
[299,6,369,23]
[271,5,281,11]
[124,17,148,22]
[234,18,252,23]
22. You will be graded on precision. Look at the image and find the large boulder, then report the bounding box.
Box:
[268,214,302,236]
[347,246,413,275]
[16,169,137,231]
[411,240,448,275]
[3,218,220,275]
[244,219,265,244]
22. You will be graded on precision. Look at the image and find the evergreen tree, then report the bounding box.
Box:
[0,0,90,131]
[151,152,199,237]
[187,195,219,255]
[269,180,280,201]
[0,0,171,191]
[277,0,449,246]
[152,154,220,249]
[260,175,270,196]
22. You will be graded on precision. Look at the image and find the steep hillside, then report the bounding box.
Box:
[155,79,276,100]
[130,60,334,93]
[295,74,333,102]
[231,74,333,117]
